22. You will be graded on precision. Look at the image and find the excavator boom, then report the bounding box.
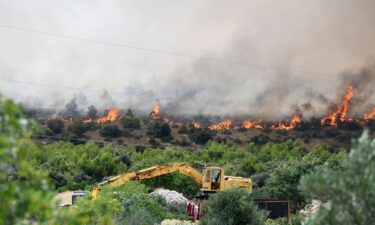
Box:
[92,163,202,199]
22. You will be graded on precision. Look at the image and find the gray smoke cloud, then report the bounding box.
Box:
[0,0,375,118]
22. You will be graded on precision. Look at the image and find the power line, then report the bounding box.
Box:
[0,77,124,95]
[0,23,333,77]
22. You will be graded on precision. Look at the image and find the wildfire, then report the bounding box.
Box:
[84,107,119,124]
[272,112,302,130]
[237,120,263,129]
[321,84,353,126]
[208,119,232,130]
[364,107,375,120]
[193,121,201,128]
[150,102,161,120]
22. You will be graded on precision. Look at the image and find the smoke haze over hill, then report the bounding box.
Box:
[1,0,375,118]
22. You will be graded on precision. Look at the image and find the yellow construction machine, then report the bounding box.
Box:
[91,162,252,200]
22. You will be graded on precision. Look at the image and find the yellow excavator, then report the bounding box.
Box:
[91,162,252,200]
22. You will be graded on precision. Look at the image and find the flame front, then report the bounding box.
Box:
[272,112,302,130]
[209,119,232,130]
[239,120,263,129]
[193,121,201,128]
[150,102,161,120]
[95,107,119,123]
[364,107,375,120]
[321,84,353,126]
[84,107,119,124]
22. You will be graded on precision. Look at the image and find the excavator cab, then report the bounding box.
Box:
[201,167,224,192]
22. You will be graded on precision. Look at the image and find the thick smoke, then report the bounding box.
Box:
[0,0,375,118]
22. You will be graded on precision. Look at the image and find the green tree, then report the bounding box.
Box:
[200,188,265,225]
[189,128,213,145]
[121,116,141,129]
[100,124,122,138]
[0,96,86,224]
[151,122,171,139]
[47,118,65,135]
[300,132,375,225]
[67,120,90,137]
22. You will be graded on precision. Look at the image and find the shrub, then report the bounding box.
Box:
[67,120,91,137]
[300,132,375,225]
[0,96,86,224]
[200,188,264,225]
[47,118,64,135]
[178,125,188,134]
[121,116,141,129]
[189,128,213,145]
[150,122,171,139]
[100,124,122,138]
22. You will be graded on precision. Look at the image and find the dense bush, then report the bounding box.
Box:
[100,124,122,138]
[67,120,95,137]
[189,128,213,145]
[200,188,265,225]
[121,115,141,129]
[0,96,86,224]
[300,132,375,225]
[47,118,64,135]
[150,122,172,139]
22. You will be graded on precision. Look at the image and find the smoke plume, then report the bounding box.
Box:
[0,0,375,119]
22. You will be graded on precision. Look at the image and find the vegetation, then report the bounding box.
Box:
[7,96,375,224]
[47,118,65,135]
[121,115,141,129]
[150,122,172,139]
[100,124,122,138]
[200,188,264,225]
[300,132,375,225]
[0,96,86,224]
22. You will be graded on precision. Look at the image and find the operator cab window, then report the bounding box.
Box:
[203,170,211,183]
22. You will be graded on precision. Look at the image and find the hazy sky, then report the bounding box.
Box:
[1,0,375,118]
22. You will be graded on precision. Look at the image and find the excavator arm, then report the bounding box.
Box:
[92,162,202,199]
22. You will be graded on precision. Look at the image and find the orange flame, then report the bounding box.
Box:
[364,107,375,120]
[193,121,201,128]
[272,112,302,130]
[84,107,119,124]
[238,120,263,129]
[321,84,353,125]
[150,102,161,120]
[208,119,232,130]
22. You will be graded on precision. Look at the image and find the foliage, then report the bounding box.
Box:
[0,96,86,225]
[47,118,65,135]
[300,132,375,225]
[200,188,265,225]
[36,142,128,190]
[121,115,141,129]
[150,122,172,138]
[67,120,95,137]
[189,128,213,145]
[100,124,122,138]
